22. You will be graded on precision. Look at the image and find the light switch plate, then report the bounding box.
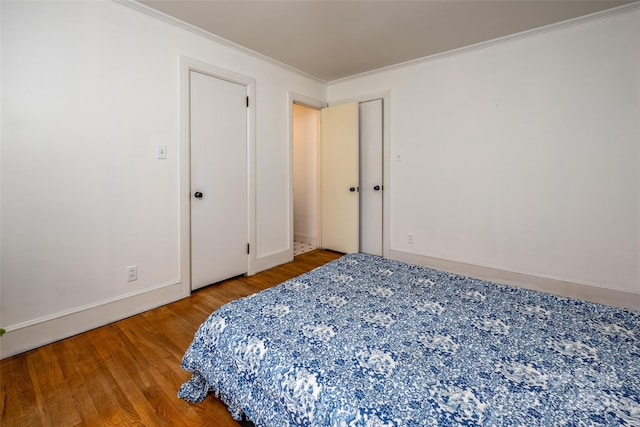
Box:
[157,144,167,159]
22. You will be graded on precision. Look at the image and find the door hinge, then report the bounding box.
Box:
[247,243,250,254]
[246,96,249,107]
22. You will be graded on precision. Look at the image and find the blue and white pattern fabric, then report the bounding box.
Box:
[178,253,640,426]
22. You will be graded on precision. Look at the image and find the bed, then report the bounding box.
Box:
[178,253,640,426]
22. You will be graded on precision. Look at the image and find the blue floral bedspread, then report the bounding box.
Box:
[179,253,640,426]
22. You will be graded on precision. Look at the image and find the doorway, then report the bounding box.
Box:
[292,103,321,256]
[291,98,384,257]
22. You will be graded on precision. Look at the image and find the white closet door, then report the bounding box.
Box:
[190,71,248,290]
[359,99,383,256]
[321,102,359,253]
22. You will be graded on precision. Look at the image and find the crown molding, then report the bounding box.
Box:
[330,1,640,84]
[113,0,327,84]
[115,0,638,85]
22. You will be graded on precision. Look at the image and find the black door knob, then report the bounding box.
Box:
[373,185,381,191]
[194,192,203,198]
[349,187,357,192]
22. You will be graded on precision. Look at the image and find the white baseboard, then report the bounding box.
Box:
[5,250,635,359]
[388,249,640,312]
[0,282,184,359]
[254,249,294,274]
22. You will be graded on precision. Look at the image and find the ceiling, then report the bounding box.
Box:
[139,0,633,81]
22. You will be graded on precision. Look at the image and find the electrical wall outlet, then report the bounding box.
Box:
[127,265,138,282]
[407,233,414,244]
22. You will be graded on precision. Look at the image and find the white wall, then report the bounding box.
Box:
[2,2,638,358]
[293,104,319,245]
[329,7,640,302]
[0,0,325,357]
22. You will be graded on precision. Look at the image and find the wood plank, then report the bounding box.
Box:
[0,249,341,426]
[27,343,83,426]
[57,338,102,424]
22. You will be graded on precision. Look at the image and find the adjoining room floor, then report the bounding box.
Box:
[293,240,316,256]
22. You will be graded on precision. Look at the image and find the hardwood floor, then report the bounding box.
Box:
[0,250,342,427]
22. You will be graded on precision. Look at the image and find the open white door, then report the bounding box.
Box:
[321,102,359,253]
[190,71,248,290]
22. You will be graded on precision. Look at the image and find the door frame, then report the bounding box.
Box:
[327,91,391,258]
[288,92,327,259]
[180,56,256,297]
